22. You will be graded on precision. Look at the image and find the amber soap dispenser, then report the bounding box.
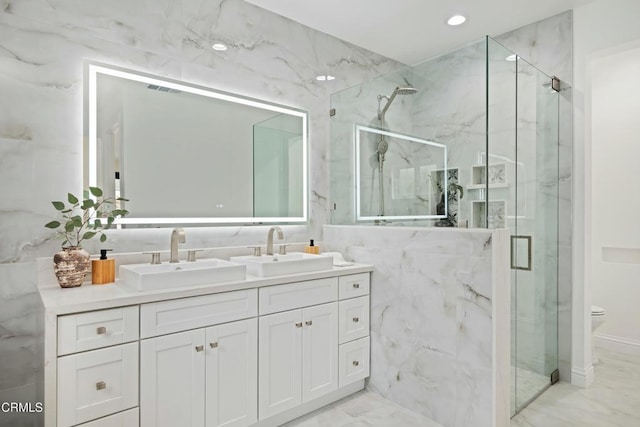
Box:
[304,239,320,254]
[92,249,115,285]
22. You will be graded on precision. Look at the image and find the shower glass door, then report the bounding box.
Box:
[513,56,559,412]
[488,37,559,415]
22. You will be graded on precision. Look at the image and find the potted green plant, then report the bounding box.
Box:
[435,173,464,227]
[45,187,129,288]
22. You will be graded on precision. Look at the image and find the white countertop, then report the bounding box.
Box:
[38,262,373,315]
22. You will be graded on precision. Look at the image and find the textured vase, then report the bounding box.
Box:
[53,247,90,288]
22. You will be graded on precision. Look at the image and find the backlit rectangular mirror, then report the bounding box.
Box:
[84,62,308,226]
[355,125,447,221]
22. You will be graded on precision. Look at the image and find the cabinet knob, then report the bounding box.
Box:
[96,381,106,390]
[305,320,313,326]
[209,342,218,349]
[96,326,107,335]
[352,317,359,323]
[295,322,303,328]
[352,361,360,367]
[352,283,360,289]
[195,345,204,352]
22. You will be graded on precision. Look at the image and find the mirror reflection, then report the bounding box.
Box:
[86,63,308,226]
[355,126,447,221]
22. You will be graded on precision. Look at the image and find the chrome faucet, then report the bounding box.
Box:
[170,228,186,263]
[266,226,284,256]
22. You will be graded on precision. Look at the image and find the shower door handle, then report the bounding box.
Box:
[510,235,532,271]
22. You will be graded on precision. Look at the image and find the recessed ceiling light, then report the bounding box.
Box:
[506,54,518,62]
[447,15,466,26]
[212,43,228,51]
[316,75,335,81]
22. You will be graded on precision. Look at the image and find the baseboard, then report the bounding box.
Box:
[594,332,640,356]
[571,365,594,388]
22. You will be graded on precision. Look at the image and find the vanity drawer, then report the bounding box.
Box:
[259,277,338,315]
[338,273,370,300]
[78,408,139,427]
[339,296,370,344]
[141,289,257,338]
[339,336,370,387]
[58,306,139,356]
[57,343,139,427]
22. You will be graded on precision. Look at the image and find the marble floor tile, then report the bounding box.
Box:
[291,349,640,427]
[283,391,442,427]
[511,348,640,426]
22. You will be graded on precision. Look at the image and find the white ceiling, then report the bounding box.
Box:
[244,0,594,65]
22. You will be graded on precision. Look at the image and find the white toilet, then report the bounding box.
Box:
[591,305,606,364]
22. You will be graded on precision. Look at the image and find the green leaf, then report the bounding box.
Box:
[67,193,79,204]
[116,197,129,202]
[107,216,115,224]
[94,219,102,228]
[81,199,95,210]
[89,187,103,197]
[52,201,65,211]
[62,240,68,246]
[100,234,107,243]
[61,209,72,214]
[71,216,83,228]
[45,220,61,229]
[65,221,75,232]
[82,231,96,240]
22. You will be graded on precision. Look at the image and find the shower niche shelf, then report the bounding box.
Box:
[467,163,509,190]
[471,200,507,229]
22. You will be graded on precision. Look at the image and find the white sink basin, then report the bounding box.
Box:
[120,259,246,291]
[229,252,333,277]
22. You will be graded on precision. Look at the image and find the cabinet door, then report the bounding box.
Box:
[140,329,205,427]
[206,318,258,427]
[258,310,302,419]
[302,302,338,402]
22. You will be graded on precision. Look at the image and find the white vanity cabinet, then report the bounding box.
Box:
[140,318,258,427]
[139,290,259,427]
[258,302,338,419]
[40,262,372,427]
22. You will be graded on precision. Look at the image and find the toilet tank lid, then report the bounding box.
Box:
[592,305,605,315]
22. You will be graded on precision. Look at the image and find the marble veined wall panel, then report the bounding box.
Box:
[0,0,400,421]
[324,225,510,427]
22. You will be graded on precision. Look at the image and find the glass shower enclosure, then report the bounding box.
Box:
[329,36,559,416]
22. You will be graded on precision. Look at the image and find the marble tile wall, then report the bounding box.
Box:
[324,225,510,427]
[0,1,400,424]
[410,40,487,227]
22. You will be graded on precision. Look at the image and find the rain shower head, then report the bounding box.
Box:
[377,85,418,121]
